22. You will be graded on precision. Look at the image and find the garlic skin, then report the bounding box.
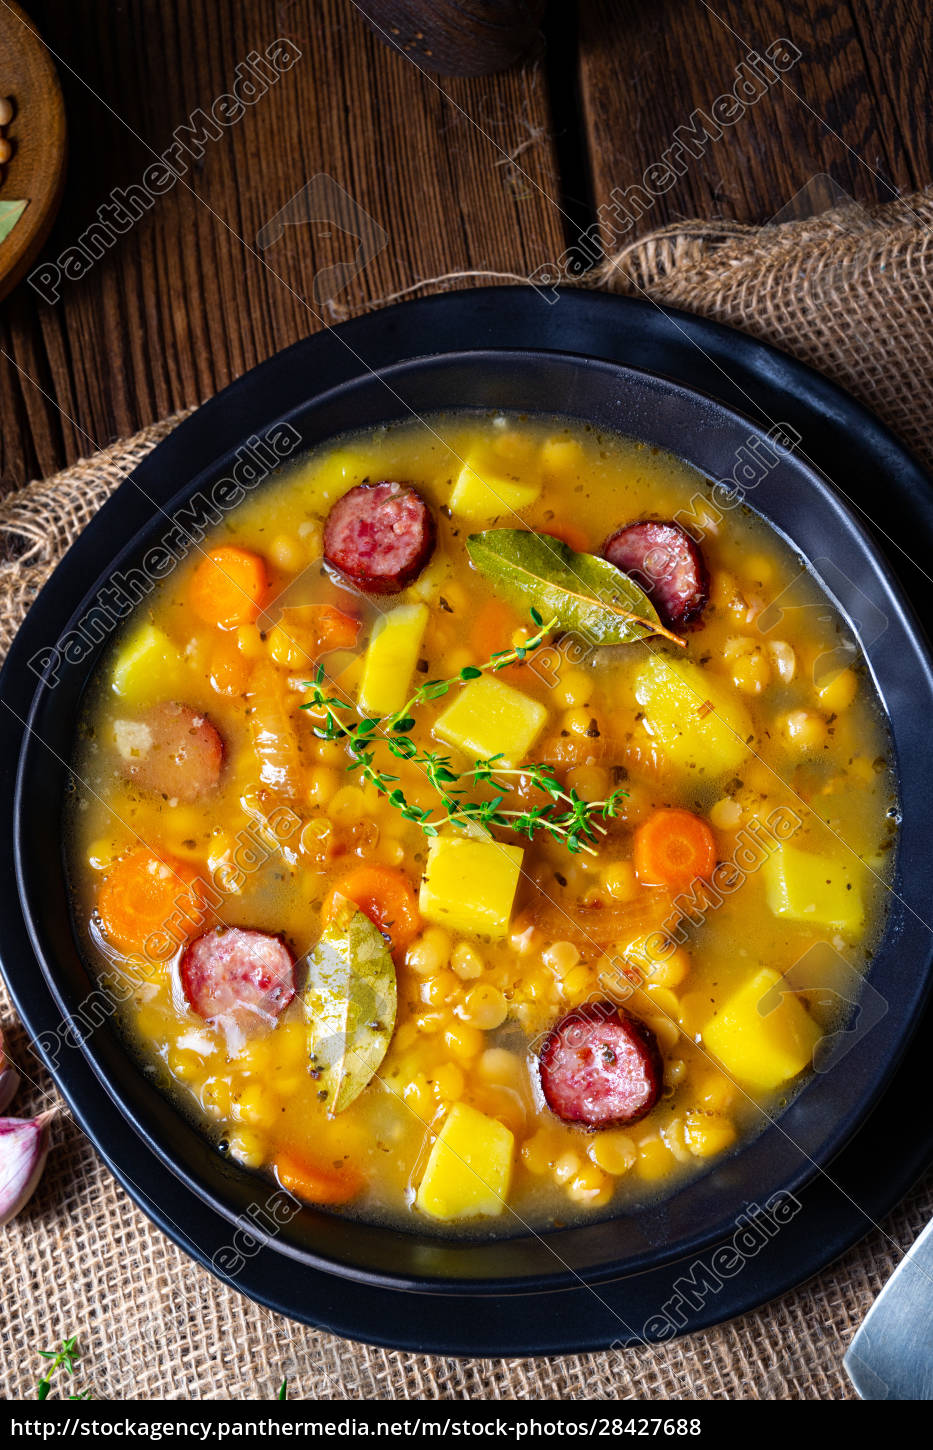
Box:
[0,1028,20,1113]
[0,1112,52,1227]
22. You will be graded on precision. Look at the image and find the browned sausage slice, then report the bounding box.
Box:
[603,519,709,630]
[180,927,296,1026]
[323,481,436,593]
[114,702,224,802]
[538,1004,663,1127]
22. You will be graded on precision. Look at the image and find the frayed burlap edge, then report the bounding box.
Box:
[0,411,192,662]
[589,190,933,474]
[2,196,933,1400]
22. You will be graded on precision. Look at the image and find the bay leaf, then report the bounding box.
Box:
[466,530,685,647]
[0,199,27,246]
[304,897,397,1114]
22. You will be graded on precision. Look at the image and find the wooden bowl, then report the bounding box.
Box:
[0,1,66,303]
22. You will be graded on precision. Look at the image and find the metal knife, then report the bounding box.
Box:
[844,1215,933,1398]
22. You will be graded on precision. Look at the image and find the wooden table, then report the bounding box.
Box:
[1,0,930,491]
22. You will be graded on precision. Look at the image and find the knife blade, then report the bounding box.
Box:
[844,1215,933,1399]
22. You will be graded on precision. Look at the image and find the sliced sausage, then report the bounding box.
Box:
[323,481,436,594]
[113,702,224,802]
[538,1004,662,1128]
[603,519,709,630]
[180,927,296,1027]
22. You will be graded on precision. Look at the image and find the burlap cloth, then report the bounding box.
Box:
[3,191,933,1400]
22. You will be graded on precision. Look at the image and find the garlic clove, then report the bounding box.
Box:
[0,1027,20,1114]
[0,1111,53,1227]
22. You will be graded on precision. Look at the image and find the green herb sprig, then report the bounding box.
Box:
[301,611,626,856]
[37,1336,92,1400]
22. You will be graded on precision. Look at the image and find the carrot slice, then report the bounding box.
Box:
[542,523,591,554]
[97,848,204,956]
[272,605,360,668]
[322,864,421,958]
[312,604,360,654]
[275,1150,363,1205]
[190,546,269,629]
[470,597,520,661]
[633,809,717,891]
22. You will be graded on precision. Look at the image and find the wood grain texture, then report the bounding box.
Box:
[0,0,565,491]
[353,0,547,76]
[577,0,933,244]
[1,0,932,495]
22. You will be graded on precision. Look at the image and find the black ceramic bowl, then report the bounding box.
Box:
[9,348,933,1294]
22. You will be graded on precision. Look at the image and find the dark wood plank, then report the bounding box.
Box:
[577,0,933,249]
[0,0,565,491]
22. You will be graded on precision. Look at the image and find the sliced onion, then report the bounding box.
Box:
[525,883,677,948]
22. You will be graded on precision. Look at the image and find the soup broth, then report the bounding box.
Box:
[67,413,897,1234]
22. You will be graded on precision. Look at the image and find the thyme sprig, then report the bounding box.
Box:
[37,1336,92,1400]
[301,611,627,856]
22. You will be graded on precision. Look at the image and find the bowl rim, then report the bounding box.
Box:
[9,342,933,1293]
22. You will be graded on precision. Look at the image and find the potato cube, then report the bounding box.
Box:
[763,844,864,936]
[111,624,184,704]
[357,604,429,717]
[434,674,547,765]
[449,459,540,522]
[633,653,754,778]
[416,1103,514,1220]
[539,436,584,478]
[703,967,821,1090]
[305,449,372,505]
[419,834,524,938]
